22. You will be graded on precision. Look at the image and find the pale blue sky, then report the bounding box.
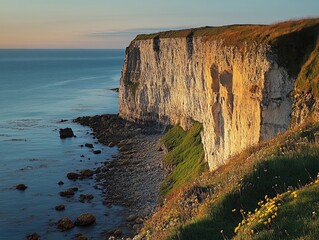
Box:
[0,0,318,48]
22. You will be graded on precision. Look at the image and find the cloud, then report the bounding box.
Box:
[86,26,193,38]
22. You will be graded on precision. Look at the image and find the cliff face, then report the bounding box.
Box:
[119,39,290,170]
[119,21,318,170]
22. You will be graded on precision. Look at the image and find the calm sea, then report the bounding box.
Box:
[0,49,127,239]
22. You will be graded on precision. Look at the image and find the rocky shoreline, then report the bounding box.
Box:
[74,114,168,238]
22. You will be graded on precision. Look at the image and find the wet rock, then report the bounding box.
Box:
[118,145,130,152]
[74,233,88,240]
[85,143,94,148]
[26,232,39,240]
[74,213,96,226]
[59,188,77,197]
[114,229,122,237]
[109,88,119,92]
[79,169,94,179]
[57,181,64,185]
[126,214,138,222]
[93,150,101,154]
[59,128,74,139]
[67,172,80,180]
[141,208,151,217]
[132,224,143,232]
[135,217,144,224]
[79,194,94,203]
[16,184,27,191]
[58,216,74,231]
[60,119,68,123]
[107,229,122,237]
[55,204,65,211]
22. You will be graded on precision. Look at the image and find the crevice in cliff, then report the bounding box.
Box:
[210,65,233,146]
[220,71,234,115]
[186,32,194,58]
[153,36,161,62]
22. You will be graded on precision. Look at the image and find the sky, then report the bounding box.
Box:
[0,0,318,49]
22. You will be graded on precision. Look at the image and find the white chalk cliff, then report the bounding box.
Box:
[118,24,317,170]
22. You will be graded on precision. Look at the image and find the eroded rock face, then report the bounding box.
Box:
[119,38,294,170]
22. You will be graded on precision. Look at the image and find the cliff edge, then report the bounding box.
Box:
[119,18,319,170]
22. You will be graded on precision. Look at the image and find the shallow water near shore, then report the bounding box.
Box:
[0,49,127,239]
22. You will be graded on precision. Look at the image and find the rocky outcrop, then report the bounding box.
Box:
[119,21,318,170]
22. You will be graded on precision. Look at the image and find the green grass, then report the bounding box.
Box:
[234,182,319,240]
[134,18,319,47]
[295,39,319,98]
[160,122,208,197]
[161,125,187,151]
[169,123,319,240]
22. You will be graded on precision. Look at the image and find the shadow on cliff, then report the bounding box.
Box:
[270,23,319,78]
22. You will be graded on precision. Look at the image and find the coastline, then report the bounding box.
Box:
[74,114,167,237]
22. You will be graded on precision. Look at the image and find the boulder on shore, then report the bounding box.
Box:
[79,194,94,203]
[59,128,74,139]
[79,169,94,179]
[74,233,88,240]
[59,188,77,197]
[16,184,27,191]
[93,150,101,154]
[57,180,64,185]
[67,172,80,180]
[55,204,65,211]
[26,232,39,240]
[74,213,96,226]
[58,216,74,231]
[85,143,94,148]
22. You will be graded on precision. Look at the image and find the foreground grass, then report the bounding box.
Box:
[234,181,319,240]
[160,122,208,197]
[141,121,319,240]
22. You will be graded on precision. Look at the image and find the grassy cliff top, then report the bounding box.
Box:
[135,18,319,45]
[135,18,319,98]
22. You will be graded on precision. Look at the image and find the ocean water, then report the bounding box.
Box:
[0,49,127,239]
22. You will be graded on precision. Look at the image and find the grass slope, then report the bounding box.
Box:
[141,121,319,240]
[295,39,319,98]
[234,181,319,240]
[160,122,208,197]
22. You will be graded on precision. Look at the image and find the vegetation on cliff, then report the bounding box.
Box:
[234,181,319,240]
[141,120,319,239]
[135,18,319,48]
[160,122,207,196]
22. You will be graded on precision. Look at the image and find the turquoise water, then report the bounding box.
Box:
[0,49,127,239]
